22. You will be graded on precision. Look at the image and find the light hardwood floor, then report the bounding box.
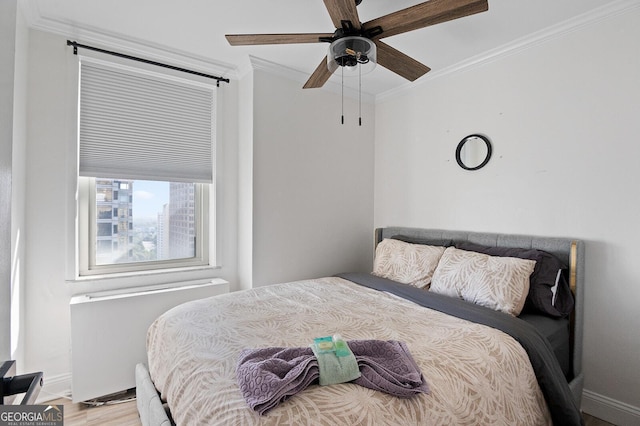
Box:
[48,395,616,426]
[584,413,618,426]
[48,396,141,426]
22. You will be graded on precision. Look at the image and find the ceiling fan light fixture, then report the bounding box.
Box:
[327,36,376,76]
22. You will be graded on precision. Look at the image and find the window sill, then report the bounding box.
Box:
[68,265,222,296]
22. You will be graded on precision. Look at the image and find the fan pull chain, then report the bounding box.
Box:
[341,66,345,125]
[359,64,362,126]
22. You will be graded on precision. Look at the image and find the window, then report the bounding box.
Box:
[83,177,207,271]
[77,57,215,276]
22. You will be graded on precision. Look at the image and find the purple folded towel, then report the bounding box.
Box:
[236,347,320,415]
[236,340,429,415]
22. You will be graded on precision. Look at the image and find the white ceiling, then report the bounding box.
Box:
[22,0,624,97]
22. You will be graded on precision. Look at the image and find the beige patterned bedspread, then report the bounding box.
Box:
[147,277,551,425]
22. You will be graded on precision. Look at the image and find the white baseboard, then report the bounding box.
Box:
[582,389,640,426]
[36,372,72,404]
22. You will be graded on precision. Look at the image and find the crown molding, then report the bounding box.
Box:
[20,1,239,81]
[249,56,376,103]
[376,0,640,102]
[20,0,637,104]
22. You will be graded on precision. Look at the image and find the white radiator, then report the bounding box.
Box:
[70,278,229,402]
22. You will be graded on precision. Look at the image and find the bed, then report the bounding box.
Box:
[136,227,585,425]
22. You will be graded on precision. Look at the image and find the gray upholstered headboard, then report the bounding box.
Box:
[374,227,585,406]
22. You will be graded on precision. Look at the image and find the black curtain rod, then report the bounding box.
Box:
[67,40,230,87]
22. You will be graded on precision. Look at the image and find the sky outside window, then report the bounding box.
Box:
[132,180,169,220]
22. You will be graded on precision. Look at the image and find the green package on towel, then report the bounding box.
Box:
[310,340,361,386]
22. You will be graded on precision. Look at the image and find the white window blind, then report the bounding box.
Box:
[79,58,215,183]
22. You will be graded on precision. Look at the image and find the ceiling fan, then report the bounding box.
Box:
[226,0,489,89]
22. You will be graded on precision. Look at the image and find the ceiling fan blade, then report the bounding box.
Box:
[323,0,361,29]
[303,56,335,89]
[363,0,488,40]
[375,40,431,82]
[226,33,334,46]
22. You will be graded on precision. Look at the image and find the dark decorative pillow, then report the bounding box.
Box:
[391,235,453,248]
[455,242,574,318]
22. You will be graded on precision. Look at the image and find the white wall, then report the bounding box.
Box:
[0,0,18,361]
[0,0,28,367]
[214,73,240,291]
[11,0,29,370]
[374,8,640,425]
[237,69,254,291]
[250,68,375,287]
[25,29,81,394]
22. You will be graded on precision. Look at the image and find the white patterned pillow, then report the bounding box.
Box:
[430,247,535,316]
[372,239,446,289]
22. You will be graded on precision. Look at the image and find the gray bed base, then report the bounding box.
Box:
[135,227,585,425]
[136,363,173,426]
